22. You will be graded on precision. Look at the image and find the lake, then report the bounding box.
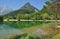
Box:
[0,23,22,39]
[0,21,47,39]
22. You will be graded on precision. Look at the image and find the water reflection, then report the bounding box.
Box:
[0,23,21,39]
[0,21,3,25]
[0,21,47,39]
[4,21,43,29]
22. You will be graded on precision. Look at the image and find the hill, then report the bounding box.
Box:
[5,2,38,15]
[4,2,39,19]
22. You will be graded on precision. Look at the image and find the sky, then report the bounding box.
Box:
[0,0,46,10]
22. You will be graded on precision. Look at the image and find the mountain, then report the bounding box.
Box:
[4,2,39,19]
[0,6,13,16]
[6,2,39,15]
[19,2,38,14]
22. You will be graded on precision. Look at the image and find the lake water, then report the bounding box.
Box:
[0,23,21,39]
[0,22,47,39]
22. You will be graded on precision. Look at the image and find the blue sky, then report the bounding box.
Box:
[0,0,46,10]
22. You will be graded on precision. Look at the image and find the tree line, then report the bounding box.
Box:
[4,0,60,20]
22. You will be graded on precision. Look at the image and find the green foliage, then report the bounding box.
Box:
[4,1,60,20]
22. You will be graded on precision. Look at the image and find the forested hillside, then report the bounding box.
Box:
[4,1,60,20]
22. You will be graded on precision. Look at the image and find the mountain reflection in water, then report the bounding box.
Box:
[0,24,21,39]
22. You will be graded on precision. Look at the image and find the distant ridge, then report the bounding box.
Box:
[0,6,13,16]
[5,2,39,15]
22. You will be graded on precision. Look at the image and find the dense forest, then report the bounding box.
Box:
[4,0,60,20]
